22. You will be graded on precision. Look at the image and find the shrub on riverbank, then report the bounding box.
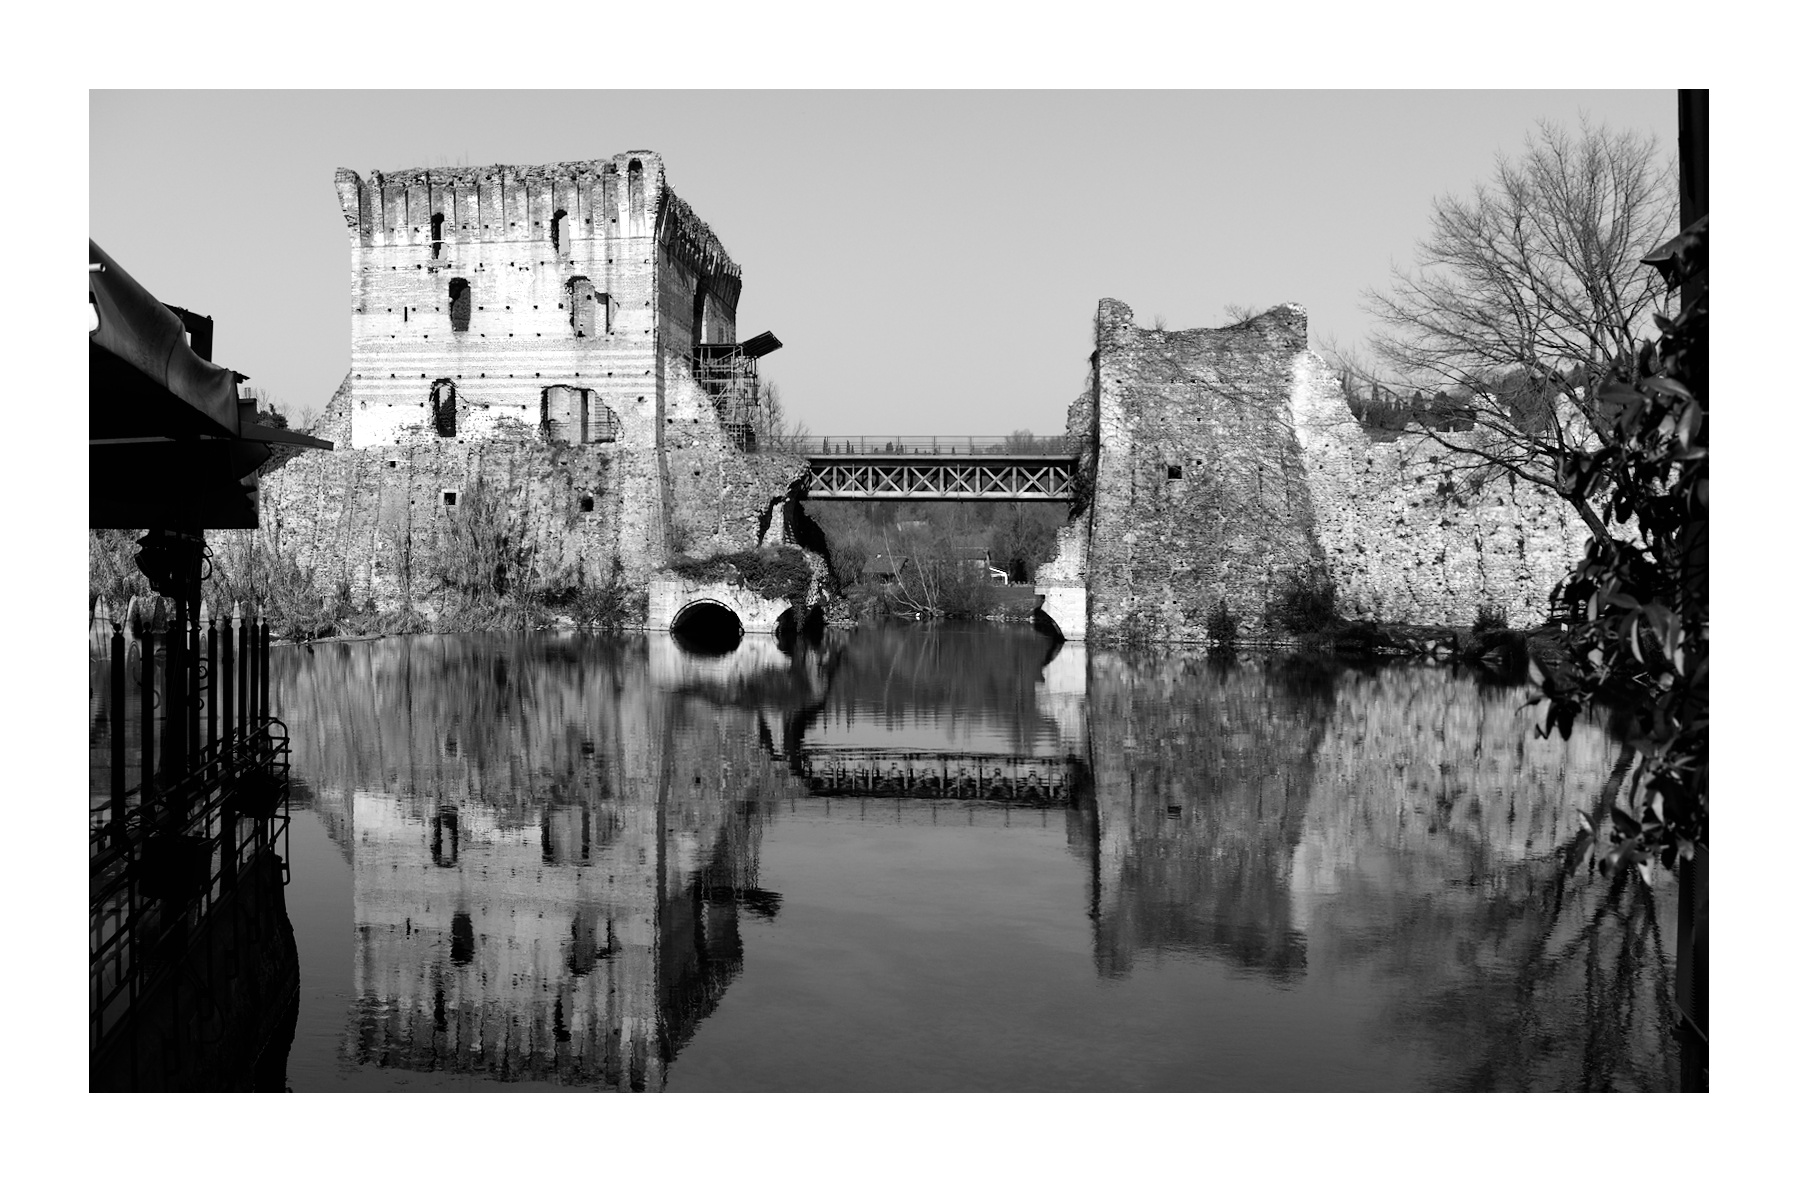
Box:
[1205,600,1241,649]
[669,545,814,604]
[1271,566,1341,635]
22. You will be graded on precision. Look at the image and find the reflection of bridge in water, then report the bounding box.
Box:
[790,748,1078,804]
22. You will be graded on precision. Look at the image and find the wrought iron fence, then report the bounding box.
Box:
[89,609,290,1058]
[788,435,1078,457]
[89,721,291,1055]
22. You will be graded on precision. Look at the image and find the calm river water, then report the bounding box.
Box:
[242,623,1677,1091]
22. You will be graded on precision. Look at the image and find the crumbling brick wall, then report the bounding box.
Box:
[1290,352,1587,627]
[1049,300,1591,642]
[1077,299,1326,645]
[333,152,740,455]
[256,435,804,616]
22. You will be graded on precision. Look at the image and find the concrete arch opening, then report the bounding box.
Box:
[670,600,743,654]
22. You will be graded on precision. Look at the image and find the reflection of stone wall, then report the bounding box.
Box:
[1285,664,1672,1089]
[271,633,800,1088]
[1294,665,1615,905]
[1084,652,1333,978]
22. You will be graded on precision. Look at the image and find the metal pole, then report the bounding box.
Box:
[110,622,126,836]
[165,600,188,828]
[260,620,271,723]
[140,630,155,797]
[188,590,201,766]
[238,610,251,738]
[220,614,234,747]
[166,595,186,778]
[206,617,217,750]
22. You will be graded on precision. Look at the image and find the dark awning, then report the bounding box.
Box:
[694,330,783,360]
[90,240,241,437]
[89,240,332,531]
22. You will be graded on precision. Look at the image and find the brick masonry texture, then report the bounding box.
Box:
[1049,301,1588,643]
[253,153,802,611]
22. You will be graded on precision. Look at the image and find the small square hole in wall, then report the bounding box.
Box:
[442,489,458,508]
[1167,464,1183,479]
[387,460,398,469]
[580,495,595,513]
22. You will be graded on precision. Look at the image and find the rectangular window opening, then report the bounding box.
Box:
[1167,464,1183,480]
[442,490,458,508]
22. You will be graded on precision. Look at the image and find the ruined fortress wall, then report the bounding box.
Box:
[257,435,804,614]
[1048,300,1591,641]
[1080,300,1324,645]
[1289,353,1587,627]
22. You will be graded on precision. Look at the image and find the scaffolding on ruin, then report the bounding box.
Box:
[693,331,782,452]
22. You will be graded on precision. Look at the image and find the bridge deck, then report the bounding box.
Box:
[802,451,1077,501]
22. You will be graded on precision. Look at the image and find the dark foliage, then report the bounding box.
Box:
[669,546,814,605]
[1204,599,1240,649]
[1271,567,1340,635]
[1539,218,1707,878]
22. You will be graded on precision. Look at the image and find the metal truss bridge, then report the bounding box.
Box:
[793,747,1081,802]
[794,436,1077,502]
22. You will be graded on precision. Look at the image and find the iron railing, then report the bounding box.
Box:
[790,436,1077,457]
[89,604,289,1060]
[89,720,292,1056]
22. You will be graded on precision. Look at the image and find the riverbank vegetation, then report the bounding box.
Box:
[88,478,648,642]
[807,500,1065,623]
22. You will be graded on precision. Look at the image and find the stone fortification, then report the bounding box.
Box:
[259,436,802,615]
[1288,350,1588,628]
[1062,300,1326,645]
[1044,300,1589,643]
[253,152,798,609]
[333,151,739,450]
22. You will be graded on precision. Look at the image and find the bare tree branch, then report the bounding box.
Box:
[1345,120,1676,543]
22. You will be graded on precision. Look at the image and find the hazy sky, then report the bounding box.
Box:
[90,91,1674,436]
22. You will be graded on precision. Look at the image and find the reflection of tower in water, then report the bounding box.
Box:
[317,634,793,1091]
[348,782,778,1090]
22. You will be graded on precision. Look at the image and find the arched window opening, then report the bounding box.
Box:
[550,209,569,257]
[543,386,619,444]
[568,280,597,341]
[431,379,457,437]
[430,212,445,259]
[691,280,708,349]
[448,277,471,332]
[541,385,585,443]
[627,158,645,224]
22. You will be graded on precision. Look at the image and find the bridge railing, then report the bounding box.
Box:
[791,435,1077,457]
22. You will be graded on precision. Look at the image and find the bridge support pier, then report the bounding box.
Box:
[1031,521,1089,641]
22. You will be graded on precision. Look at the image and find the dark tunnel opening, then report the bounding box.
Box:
[670,601,743,654]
